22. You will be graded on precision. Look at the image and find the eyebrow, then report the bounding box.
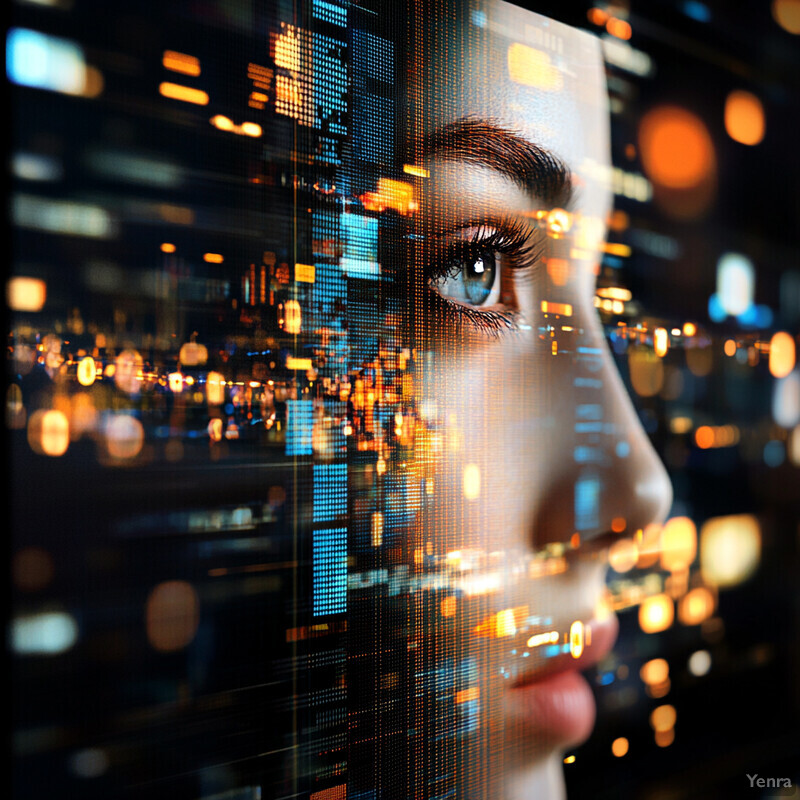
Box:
[421,118,574,209]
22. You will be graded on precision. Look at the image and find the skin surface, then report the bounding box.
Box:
[402,2,673,797]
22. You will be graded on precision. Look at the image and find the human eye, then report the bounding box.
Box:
[424,220,542,332]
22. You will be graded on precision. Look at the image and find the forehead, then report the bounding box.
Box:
[410,0,611,219]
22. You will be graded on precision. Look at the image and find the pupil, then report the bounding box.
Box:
[463,251,495,305]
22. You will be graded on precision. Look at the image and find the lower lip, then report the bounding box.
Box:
[504,615,618,748]
[506,669,597,748]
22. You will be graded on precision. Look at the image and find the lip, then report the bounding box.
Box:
[505,612,619,748]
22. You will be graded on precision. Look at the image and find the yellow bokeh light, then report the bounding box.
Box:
[282,299,302,335]
[724,338,737,357]
[608,538,638,573]
[507,43,563,91]
[654,327,669,358]
[28,409,70,457]
[640,657,669,686]
[160,242,176,253]
[462,463,481,500]
[682,322,697,337]
[636,523,662,568]
[569,620,584,659]
[678,586,715,626]
[650,703,676,732]
[7,276,46,312]
[724,90,765,146]
[629,348,664,397]
[769,331,796,378]
[159,82,208,105]
[105,414,144,460]
[611,737,629,757]
[206,371,225,405]
[700,514,761,588]
[639,593,674,634]
[76,356,96,386]
[659,516,697,572]
[162,50,201,76]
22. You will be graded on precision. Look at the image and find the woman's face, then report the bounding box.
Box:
[402,2,672,796]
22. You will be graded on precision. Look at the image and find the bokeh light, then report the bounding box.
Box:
[700,514,761,587]
[638,106,714,189]
[639,594,674,633]
[145,580,200,652]
[724,90,765,145]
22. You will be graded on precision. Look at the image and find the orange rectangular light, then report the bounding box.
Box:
[286,356,312,370]
[159,82,208,105]
[541,301,573,316]
[295,263,316,283]
[162,50,201,76]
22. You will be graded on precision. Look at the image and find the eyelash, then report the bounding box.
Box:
[424,218,543,333]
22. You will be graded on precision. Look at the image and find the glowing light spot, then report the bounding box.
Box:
[145,580,200,652]
[105,414,144,460]
[27,408,69,456]
[206,371,225,405]
[678,587,715,625]
[168,372,184,393]
[769,331,796,378]
[160,242,176,253]
[507,43,563,91]
[611,737,629,757]
[655,728,675,747]
[527,631,560,647]
[773,370,800,427]
[660,516,697,572]
[608,538,638,573]
[463,463,481,500]
[606,17,632,40]
[638,106,714,189]
[563,755,576,764]
[12,611,78,654]
[282,299,302,335]
[371,512,384,547]
[162,50,200,76]
[495,608,517,638]
[639,593,674,634]
[636,523,661,568]
[629,348,664,397]
[724,338,737,357]
[159,82,208,105]
[654,327,669,358]
[7,28,89,96]
[640,658,669,686]
[682,322,697,337]
[570,620,585,658]
[7,276,46,311]
[540,301,573,316]
[725,90,765,146]
[717,252,755,316]
[650,704,677,732]
[546,208,573,236]
[74,356,96,387]
[403,164,429,178]
[208,417,223,441]
[203,252,224,263]
[295,263,316,283]
[772,0,800,34]
[688,649,712,676]
[441,596,457,618]
[700,514,761,587]
[695,426,714,449]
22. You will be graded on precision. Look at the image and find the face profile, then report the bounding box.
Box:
[388,3,672,797]
[9,1,677,799]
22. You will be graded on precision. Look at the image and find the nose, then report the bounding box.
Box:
[531,319,673,548]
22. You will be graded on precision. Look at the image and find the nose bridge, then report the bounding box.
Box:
[531,327,673,548]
